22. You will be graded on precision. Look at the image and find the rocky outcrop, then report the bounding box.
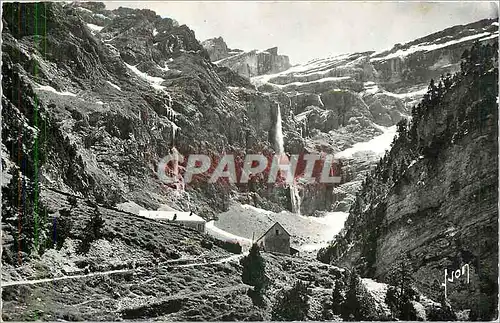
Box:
[212,46,291,78]
[370,19,499,90]
[201,36,233,62]
[319,41,498,319]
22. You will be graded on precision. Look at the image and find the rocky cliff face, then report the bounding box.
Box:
[0,3,308,319]
[201,36,243,62]
[204,40,292,78]
[319,41,498,319]
[1,2,301,220]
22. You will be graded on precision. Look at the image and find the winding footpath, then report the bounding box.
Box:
[1,252,248,288]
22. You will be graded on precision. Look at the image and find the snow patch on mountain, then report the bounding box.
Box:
[36,84,77,97]
[295,110,313,122]
[371,32,493,61]
[213,204,349,254]
[76,6,92,14]
[116,201,146,215]
[106,80,122,91]
[335,125,397,159]
[479,33,499,41]
[250,53,353,87]
[296,53,352,72]
[306,211,349,232]
[241,204,273,216]
[205,221,253,248]
[298,211,349,252]
[364,81,380,94]
[263,76,351,90]
[94,13,109,20]
[86,23,104,33]
[125,63,166,91]
[381,87,427,99]
[157,62,169,72]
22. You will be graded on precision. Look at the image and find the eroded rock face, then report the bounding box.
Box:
[322,42,498,319]
[2,2,498,321]
[201,36,231,62]
[211,46,291,78]
[370,19,498,90]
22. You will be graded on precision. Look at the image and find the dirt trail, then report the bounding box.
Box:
[1,268,132,287]
[1,252,247,287]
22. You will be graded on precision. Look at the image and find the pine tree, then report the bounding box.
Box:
[332,279,345,315]
[53,209,73,249]
[460,48,470,72]
[67,195,78,210]
[272,280,310,321]
[342,270,362,321]
[385,255,418,320]
[396,118,408,140]
[427,78,439,104]
[3,168,49,257]
[443,73,453,90]
[240,243,267,293]
[436,80,444,98]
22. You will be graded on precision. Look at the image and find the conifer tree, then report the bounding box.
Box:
[342,270,362,321]
[78,206,104,254]
[332,279,345,315]
[385,254,418,320]
[240,244,267,293]
[272,280,310,321]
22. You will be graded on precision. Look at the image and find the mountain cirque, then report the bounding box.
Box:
[1,1,498,321]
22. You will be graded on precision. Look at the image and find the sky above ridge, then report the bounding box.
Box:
[104,1,499,64]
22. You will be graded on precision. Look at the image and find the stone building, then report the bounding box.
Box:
[256,222,298,255]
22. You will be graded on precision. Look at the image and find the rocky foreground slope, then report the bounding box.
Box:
[0,3,356,320]
[319,41,498,320]
[1,187,347,321]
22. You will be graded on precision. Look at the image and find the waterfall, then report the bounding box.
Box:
[275,103,285,154]
[171,146,185,193]
[274,103,302,215]
[317,94,324,107]
[166,104,180,148]
[172,121,178,144]
[166,103,182,193]
[166,91,173,108]
[298,118,308,139]
[290,181,301,215]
